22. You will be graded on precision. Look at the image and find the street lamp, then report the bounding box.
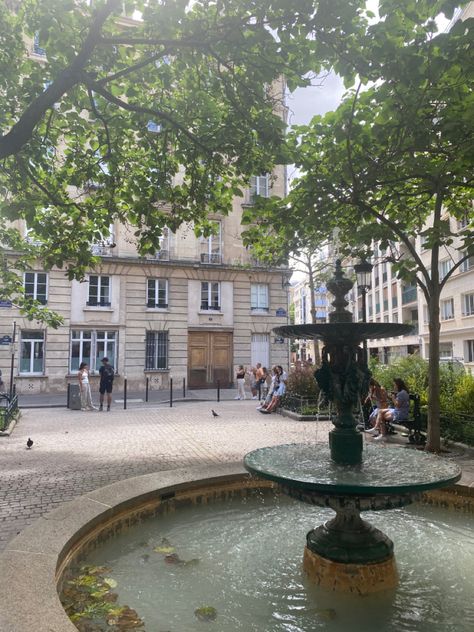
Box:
[354,258,373,363]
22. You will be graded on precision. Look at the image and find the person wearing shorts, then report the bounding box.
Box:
[99,357,115,411]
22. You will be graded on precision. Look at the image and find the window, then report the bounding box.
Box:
[249,174,269,202]
[20,331,44,374]
[88,275,111,306]
[200,221,221,264]
[33,31,46,56]
[156,227,170,260]
[438,259,454,280]
[24,272,48,304]
[300,293,307,324]
[147,279,168,308]
[70,330,117,373]
[420,234,429,251]
[251,284,269,312]
[459,252,474,273]
[439,342,453,359]
[145,331,168,370]
[201,282,220,310]
[462,293,474,316]
[465,340,474,363]
[91,225,115,256]
[440,298,454,321]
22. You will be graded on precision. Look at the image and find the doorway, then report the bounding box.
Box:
[188,331,233,388]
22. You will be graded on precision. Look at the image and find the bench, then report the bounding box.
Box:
[388,393,426,445]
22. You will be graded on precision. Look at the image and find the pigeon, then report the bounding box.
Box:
[26,438,33,449]
[211,409,219,418]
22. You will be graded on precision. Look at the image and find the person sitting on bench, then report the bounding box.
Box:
[367,378,410,441]
[364,378,388,428]
[259,366,286,414]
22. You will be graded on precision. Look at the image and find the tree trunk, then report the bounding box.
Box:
[307,259,321,366]
[426,293,441,452]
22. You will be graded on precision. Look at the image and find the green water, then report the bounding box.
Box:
[72,492,474,631]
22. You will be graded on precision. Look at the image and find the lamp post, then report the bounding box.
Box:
[354,258,373,364]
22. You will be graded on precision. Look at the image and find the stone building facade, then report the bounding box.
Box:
[0,171,291,395]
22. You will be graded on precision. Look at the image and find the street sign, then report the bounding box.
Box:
[275,308,287,317]
[0,335,12,345]
[274,337,285,344]
[0,301,12,308]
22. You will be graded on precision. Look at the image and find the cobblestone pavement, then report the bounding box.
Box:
[1,402,473,551]
[0,401,330,550]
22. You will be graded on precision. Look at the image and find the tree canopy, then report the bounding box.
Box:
[244,1,474,451]
[0,0,373,321]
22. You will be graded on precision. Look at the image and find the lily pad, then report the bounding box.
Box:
[103,577,118,589]
[194,605,218,622]
[154,545,176,554]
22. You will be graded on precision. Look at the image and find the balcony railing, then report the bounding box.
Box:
[402,286,417,304]
[147,301,168,309]
[200,253,222,264]
[86,300,111,307]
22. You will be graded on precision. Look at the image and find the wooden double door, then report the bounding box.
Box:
[188,331,233,388]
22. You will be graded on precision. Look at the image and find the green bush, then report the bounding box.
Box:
[285,366,320,399]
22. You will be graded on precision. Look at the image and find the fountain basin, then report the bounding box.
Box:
[0,465,471,631]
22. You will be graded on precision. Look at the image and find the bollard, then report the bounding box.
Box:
[258,381,261,401]
[145,377,149,402]
[124,378,127,410]
[170,378,173,407]
[217,379,220,403]
[67,383,71,409]
[183,377,186,398]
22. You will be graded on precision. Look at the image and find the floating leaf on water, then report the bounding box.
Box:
[154,545,175,554]
[194,605,217,621]
[164,553,181,564]
[104,577,118,589]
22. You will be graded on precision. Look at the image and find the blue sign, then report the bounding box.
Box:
[274,337,285,344]
[0,301,12,308]
[275,308,287,317]
[0,335,12,345]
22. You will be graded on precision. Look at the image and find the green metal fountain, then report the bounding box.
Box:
[244,260,461,594]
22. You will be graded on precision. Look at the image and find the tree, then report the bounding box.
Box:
[0,0,369,324]
[245,2,474,452]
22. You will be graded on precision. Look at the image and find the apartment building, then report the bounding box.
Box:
[0,171,291,395]
[289,279,329,362]
[350,214,474,372]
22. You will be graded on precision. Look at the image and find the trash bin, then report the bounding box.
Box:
[69,384,82,410]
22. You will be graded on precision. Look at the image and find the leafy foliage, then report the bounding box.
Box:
[245,2,474,451]
[0,0,369,324]
[285,365,320,399]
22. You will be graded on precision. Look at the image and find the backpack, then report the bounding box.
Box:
[102,364,114,381]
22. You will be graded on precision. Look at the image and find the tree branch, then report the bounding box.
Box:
[0,0,121,160]
[84,77,211,152]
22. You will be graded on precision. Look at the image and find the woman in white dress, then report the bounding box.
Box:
[78,362,96,410]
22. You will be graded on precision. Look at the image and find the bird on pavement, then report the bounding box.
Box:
[211,409,219,418]
[26,438,33,449]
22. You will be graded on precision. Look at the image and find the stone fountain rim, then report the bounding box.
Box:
[0,462,468,632]
[272,322,415,342]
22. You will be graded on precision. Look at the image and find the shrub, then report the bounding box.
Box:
[285,366,320,399]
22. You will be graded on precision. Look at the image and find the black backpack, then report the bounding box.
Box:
[102,364,114,381]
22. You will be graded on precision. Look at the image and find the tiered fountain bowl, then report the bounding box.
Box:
[244,260,461,595]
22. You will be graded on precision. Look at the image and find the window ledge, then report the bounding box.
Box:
[144,369,170,373]
[17,373,46,378]
[251,309,270,315]
[198,310,223,315]
[146,307,169,312]
[83,306,114,312]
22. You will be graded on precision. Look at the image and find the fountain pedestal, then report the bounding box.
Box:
[244,444,461,595]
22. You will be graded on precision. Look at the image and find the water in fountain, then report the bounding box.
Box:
[65,490,474,632]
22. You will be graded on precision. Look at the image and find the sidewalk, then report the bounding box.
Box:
[14,386,252,408]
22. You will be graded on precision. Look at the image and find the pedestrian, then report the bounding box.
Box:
[78,362,96,410]
[99,357,115,411]
[249,365,258,399]
[235,364,246,400]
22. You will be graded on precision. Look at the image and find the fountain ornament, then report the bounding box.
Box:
[244,260,461,595]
